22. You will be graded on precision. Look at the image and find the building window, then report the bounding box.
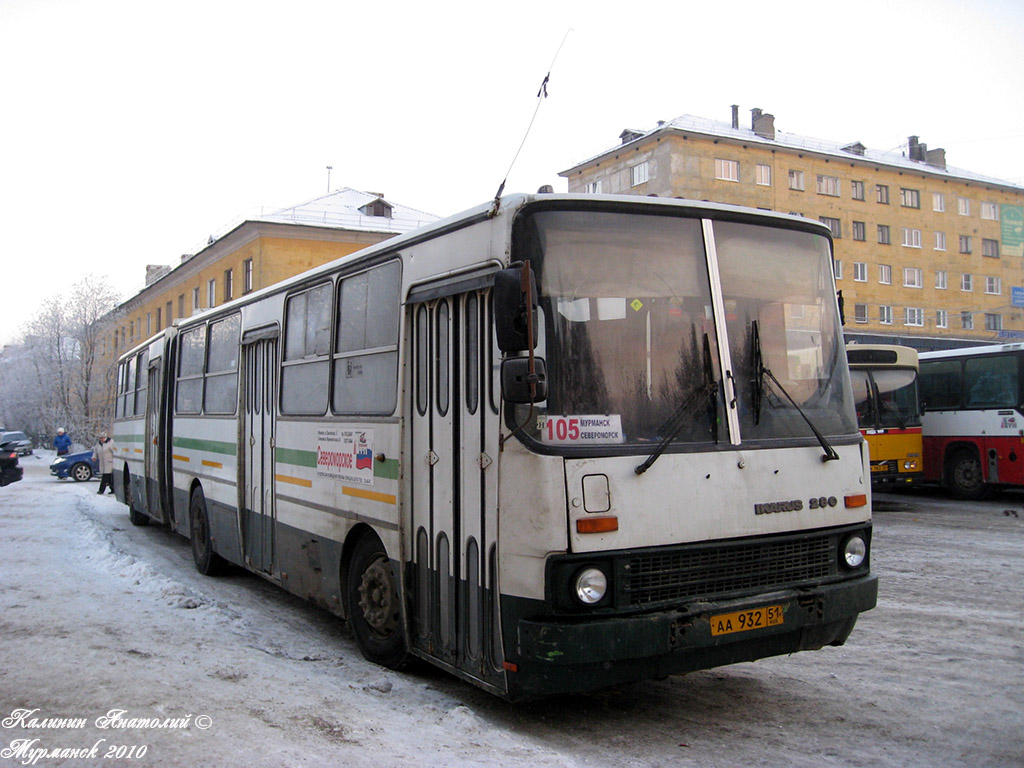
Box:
[155,307,161,331]
[876,184,890,204]
[935,231,947,251]
[935,270,947,289]
[933,192,945,212]
[985,276,1002,295]
[584,179,603,194]
[788,170,805,191]
[851,181,865,201]
[985,313,1003,332]
[982,238,1000,258]
[755,164,771,186]
[981,202,999,220]
[900,188,921,208]
[243,259,253,293]
[961,274,973,292]
[816,175,840,197]
[854,303,868,323]
[178,294,185,318]
[878,225,891,244]
[962,311,974,330]
[879,264,892,285]
[165,301,172,326]
[852,221,866,241]
[958,197,971,216]
[879,305,893,325]
[901,228,922,248]
[833,260,843,280]
[630,161,649,186]
[820,216,841,238]
[208,279,216,308]
[936,310,948,329]
[853,262,868,282]
[715,159,739,182]
[904,267,923,288]
[223,269,233,302]
[959,235,972,254]
[192,287,200,313]
[905,307,924,326]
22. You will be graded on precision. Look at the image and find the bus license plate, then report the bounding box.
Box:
[710,605,784,636]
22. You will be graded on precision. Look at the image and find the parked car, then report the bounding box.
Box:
[0,440,24,486]
[0,431,33,456]
[50,446,99,482]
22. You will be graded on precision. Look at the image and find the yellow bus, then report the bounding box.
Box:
[846,344,922,485]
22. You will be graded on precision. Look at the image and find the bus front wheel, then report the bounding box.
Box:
[190,488,226,576]
[945,449,993,500]
[346,533,409,670]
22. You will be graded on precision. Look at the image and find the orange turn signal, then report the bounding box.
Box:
[576,516,619,534]
[844,493,868,508]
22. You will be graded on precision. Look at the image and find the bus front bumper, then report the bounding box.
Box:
[506,574,877,698]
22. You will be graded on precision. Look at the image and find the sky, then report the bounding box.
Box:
[2,0,1023,348]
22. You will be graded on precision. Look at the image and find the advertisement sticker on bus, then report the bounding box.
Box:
[541,415,625,445]
[316,428,374,486]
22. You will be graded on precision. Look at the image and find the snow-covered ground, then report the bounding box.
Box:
[1,452,1022,767]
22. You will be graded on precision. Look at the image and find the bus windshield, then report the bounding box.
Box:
[851,368,921,430]
[513,209,856,450]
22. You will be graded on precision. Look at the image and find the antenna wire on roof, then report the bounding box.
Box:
[490,29,572,216]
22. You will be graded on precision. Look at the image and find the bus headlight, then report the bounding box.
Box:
[841,534,868,569]
[573,567,608,605]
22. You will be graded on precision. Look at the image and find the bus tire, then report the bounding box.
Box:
[945,449,992,500]
[346,532,409,670]
[190,487,226,576]
[126,472,149,526]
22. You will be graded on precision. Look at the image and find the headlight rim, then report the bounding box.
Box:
[841,533,868,569]
[572,566,609,606]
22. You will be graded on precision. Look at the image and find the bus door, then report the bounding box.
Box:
[144,362,166,523]
[241,336,278,575]
[409,291,502,686]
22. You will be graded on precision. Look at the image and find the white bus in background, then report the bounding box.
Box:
[113,192,876,701]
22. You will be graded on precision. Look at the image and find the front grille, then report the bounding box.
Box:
[620,533,835,608]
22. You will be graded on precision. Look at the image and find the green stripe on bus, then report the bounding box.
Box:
[114,434,145,443]
[375,458,399,480]
[172,436,237,456]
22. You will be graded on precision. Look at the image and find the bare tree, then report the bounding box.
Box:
[0,275,121,447]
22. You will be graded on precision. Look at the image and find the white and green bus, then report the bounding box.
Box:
[113,193,876,701]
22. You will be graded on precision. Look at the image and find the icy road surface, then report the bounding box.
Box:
[1,453,1022,767]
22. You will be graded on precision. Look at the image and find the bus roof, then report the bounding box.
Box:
[845,343,918,368]
[919,343,1024,361]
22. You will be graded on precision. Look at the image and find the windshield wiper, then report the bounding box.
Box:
[750,321,839,463]
[635,334,718,475]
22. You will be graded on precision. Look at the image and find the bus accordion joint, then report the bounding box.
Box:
[844,493,868,508]
[576,516,619,534]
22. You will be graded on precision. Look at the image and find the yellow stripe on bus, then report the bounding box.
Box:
[276,474,312,488]
[201,460,223,469]
[172,454,190,462]
[134,448,143,454]
[343,486,397,505]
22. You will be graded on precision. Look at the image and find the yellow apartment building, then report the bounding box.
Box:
[560,107,1024,350]
[105,188,438,358]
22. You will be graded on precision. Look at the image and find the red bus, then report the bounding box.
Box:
[919,343,1024,499]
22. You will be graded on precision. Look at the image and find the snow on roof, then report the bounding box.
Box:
[256,187,440,234]
[566,113,1024,191]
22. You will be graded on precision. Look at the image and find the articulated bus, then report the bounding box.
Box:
[919,343,1024,499]
[113,193,876,701]
[846,344,923,485]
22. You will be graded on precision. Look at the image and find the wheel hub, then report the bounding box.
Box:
[358,557,398,637]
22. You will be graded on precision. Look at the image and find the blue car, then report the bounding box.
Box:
[50,448,99,482]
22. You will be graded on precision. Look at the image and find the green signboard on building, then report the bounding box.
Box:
[1002,204,1024,258]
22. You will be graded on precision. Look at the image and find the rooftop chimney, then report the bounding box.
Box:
[619,129,643,145]
[731,104,739,129]
[145,265,170,286]
[751,108,775,140]
[926,147,947,169]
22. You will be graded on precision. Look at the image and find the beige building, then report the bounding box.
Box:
[105,188,438,360]
[560,107,1024,350]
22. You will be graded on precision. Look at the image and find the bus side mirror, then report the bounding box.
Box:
[501,357,548,403]
[494,264,538,352]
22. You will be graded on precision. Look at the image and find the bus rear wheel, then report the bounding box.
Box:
[945,449,992,500]
[346,533,409,670]
[190,488,226,576]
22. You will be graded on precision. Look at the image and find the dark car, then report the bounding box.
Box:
[50,446,99,482]
[0,431,33,456]
[0,441,24,486]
